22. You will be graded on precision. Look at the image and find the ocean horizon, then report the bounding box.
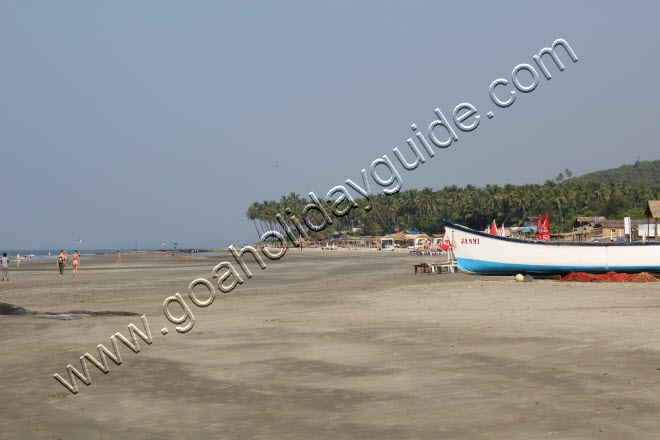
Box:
[1,248,236,262]
[2,249,136,261]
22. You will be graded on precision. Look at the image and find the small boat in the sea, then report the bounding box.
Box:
[442,220,660,275]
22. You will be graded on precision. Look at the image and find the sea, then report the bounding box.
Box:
[2,248,231,262]
[2,249,135,262]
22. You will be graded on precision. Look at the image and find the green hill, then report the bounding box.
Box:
[565,160,660,186]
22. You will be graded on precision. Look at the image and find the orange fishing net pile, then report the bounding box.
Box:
[560,271,658,283]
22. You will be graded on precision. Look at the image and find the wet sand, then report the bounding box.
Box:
[1,249,660,439]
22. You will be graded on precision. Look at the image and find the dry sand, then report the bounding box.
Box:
[1,249,660,439]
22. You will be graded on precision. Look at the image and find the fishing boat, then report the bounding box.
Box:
[442,220,660,275]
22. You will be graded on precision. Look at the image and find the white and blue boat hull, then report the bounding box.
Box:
[443,220,660,275]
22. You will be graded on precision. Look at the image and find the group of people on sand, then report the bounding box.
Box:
[57,250,80,278]
[15,253,31,266]
[1,252,35,280]
[1,250,125,281]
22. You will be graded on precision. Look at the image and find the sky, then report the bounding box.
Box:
[2,1,659,249]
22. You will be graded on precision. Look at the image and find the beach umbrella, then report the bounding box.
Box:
[441,234,452,251]
[540,213,551,241]
[489,220,498,235]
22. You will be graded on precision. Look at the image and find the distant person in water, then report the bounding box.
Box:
[1,253,9,281]
[72,250,80,277]
[57,250,65,278]
[116,251,122,265]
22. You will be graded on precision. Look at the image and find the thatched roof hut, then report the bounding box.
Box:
[576,216,605,225]
[643,201,660,242]
[644,201,660,218]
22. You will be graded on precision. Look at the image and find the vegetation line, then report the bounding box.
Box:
[246,161,660,237]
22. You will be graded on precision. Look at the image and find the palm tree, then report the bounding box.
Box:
[552,190,567,226]
[513,188,531,223]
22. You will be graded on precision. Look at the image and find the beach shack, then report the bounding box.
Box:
[594,219,650,240]
[362,236,381,248]
[379,231,432,248]
[396,232,432,248]
[576,216,606,226]
[414,234,433,249]
[432,234,444,248]
[380,235,396,248]
[644,201,660,242]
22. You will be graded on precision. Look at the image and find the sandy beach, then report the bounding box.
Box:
[1,249,660,439]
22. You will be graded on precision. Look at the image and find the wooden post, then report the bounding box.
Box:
[656,218,658,242]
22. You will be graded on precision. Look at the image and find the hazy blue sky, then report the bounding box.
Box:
[2,1,659,249]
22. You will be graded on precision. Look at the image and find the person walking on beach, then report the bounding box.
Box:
[63,250,69,269]
[71,250,80,277]
[115,251,122,265]
[1,253,9,281]
[16,253,20,267]
[57,250,65,278]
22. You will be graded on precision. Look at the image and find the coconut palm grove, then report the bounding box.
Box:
[246,160,660,239]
